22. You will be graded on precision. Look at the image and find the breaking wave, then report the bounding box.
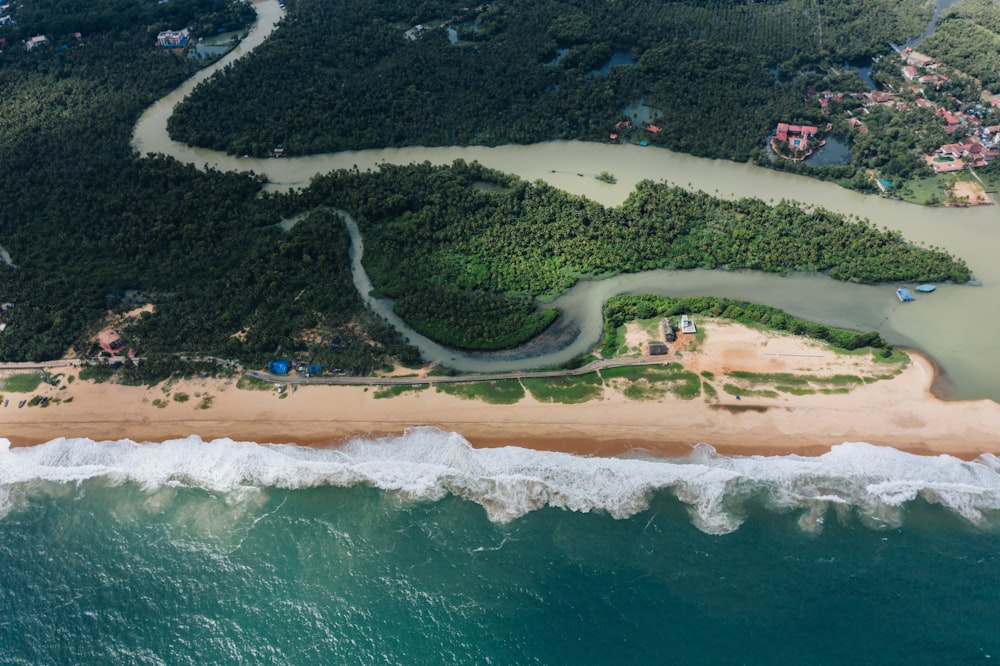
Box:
[1,428,999,534]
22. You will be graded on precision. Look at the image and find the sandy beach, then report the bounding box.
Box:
[3,320,999,459]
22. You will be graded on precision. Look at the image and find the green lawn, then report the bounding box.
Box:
[436,380,525,404]
[374,384,429,399]
[522,374,604,404]
[0,373,43,393]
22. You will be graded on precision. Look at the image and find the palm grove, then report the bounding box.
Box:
[0,0,970,372]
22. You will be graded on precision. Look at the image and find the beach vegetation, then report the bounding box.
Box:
[722,384,780,399]
[436,380,525,405]
[522,373,603,404]
[0,373,44,393]
[197,395,214,409]
[775,385,816,395]
[374,384,429,399]
[237,375,277,391]
[702,381,718,401]
[172,392,190,403]
[152,398,168,408]
[78,366,117,384]
[602,365,670,399]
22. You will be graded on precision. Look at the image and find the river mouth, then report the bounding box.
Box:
[132,0,1000,400]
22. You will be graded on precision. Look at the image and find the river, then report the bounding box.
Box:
[133,0,1000,400]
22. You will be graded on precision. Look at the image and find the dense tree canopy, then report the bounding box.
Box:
[300,160,969,350]
[167,0,933,161]
[0,3,417,370]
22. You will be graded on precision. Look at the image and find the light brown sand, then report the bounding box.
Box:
[3,321,999,459]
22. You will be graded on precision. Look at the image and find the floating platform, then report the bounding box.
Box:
[896,288,915,302]
[915,284,936,293]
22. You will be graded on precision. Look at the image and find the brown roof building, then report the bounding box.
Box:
[98,328,125,354]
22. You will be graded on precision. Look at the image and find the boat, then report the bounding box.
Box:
[896,288,915,302]
[915,284,936,293]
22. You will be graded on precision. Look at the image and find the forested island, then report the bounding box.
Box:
[0,0,976,374]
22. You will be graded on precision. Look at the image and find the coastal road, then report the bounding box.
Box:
[243,355,679,387]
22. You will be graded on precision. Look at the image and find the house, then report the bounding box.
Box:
[680,315,696,334]
[98,328,126,354]
[156,28,189,48]
[901,66,919,81]
[24,34,48,50]
[645,125,662,133]
[772,122,819,155]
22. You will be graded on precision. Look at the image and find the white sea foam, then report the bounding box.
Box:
[1,430,998,534]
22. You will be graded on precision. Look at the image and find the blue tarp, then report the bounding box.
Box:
[307,364,323,375]
[269,360,290,375]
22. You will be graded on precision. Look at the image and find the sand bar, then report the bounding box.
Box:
[2,321,999,460]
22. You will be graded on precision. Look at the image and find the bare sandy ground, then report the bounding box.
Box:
[3,319,1000,459]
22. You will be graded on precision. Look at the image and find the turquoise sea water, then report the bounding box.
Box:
[2,431,999,664]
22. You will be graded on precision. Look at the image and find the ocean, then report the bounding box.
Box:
[2,429,998,664]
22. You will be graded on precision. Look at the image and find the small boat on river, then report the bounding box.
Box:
[915,284,936,293]
[896,288,915,302]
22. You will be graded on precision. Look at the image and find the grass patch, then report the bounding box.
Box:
[775,385,816,395]
[374,384,429,399]
[727,371,863,387]
[873,348,909,365]
[437,380,526,404]
[522,373,603,404]
[722,383,779,399]
[898,174,950,206]
[79,365,117,383]
[700,370,714,380]
[173,392,190,403]
[602,364,701,400]
[197,395,214,409]
[0,373,43,393]
[702,382,718,400]
[819,387,851,394]
[152,398,168,408]
[237,375,275,390]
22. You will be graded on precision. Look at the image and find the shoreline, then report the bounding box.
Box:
[4,322,1000,461]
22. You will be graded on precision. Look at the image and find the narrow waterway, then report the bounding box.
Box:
[134,0,1000,400]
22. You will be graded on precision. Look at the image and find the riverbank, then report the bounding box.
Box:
[4,322,999,460]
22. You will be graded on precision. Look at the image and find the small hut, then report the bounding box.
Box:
[680,315,697,334]
[659,317,676,342]
[647,341,668,356]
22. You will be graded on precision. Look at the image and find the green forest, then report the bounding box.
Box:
[0,0,417,371]
[300,160,969,350]
[0,0,972,370]
[921,0,1000,90]
[167,0,933,162]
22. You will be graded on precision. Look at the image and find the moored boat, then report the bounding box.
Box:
[896,288,915,302]
[915,284,936,293]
